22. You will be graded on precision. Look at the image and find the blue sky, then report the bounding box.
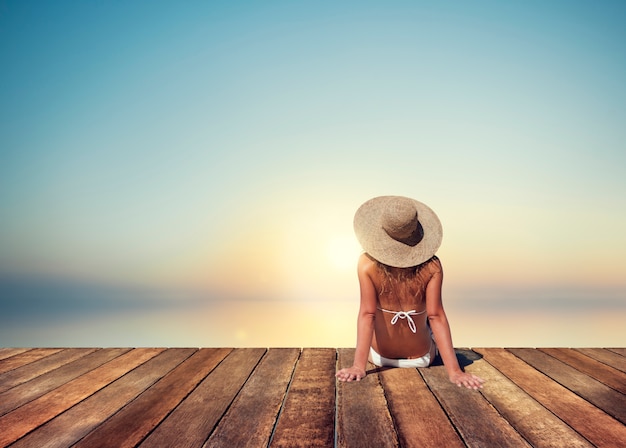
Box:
[1,1,625,346]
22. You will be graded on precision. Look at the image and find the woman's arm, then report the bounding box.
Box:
[336,254,377,382]
[426,259,484,390]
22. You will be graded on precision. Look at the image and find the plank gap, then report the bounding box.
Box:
[267,348,302,447]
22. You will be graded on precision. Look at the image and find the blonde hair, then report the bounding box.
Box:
[374,256,440,308]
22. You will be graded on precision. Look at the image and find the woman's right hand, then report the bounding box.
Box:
[336,366,367,382]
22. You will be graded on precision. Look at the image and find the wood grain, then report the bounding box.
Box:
[538,348,626,394]
[0,347,622,447]
[74,348,231,448]
[475,348,626,447]
[0,348,163,447]
[465,356,592,447]
[420,353,531,448]
[0,348,29,361]
[575,348,626,373]
[204,348,301,448]
[378,365,464,448]
[10,348,195,448]
[335,348,399,448]
[608,348,626,357]
[139,348,266,448]
[0,348,63,374]
[0,348,96,393]
[0,347,130,416]
[510,348,626,424]
[269,348,336,447]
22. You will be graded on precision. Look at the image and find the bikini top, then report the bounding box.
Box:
[377,307,426,333]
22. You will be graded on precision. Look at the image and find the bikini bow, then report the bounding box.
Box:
[389,310,418,333]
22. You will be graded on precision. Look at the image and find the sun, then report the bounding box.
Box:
[326,234,361,271]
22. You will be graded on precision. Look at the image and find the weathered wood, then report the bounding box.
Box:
[335,348,399,448]
[74,348,231,448]
[0,348,29,361]
[0,347,623,448]
[420,351,531,448]
[269,348,336,447]
[475,348,626,447]
[539,348,626,394]
[0,348,63,374]
[0,348,164,447]
[575,348,626,373]
[0,347,130,416]
[205,348,301,448]
[139,348,266,448]
[608,348,626,357]
[510,348,626,424]
[378,365,464,447]
[0,348,96,393]
[11,348,196,448]
[465,355,593,447]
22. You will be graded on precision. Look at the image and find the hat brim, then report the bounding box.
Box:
[353,196,442,268]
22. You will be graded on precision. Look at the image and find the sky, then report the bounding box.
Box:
[1,1,625,348]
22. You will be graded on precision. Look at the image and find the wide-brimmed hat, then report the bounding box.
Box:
[353,196,443,268]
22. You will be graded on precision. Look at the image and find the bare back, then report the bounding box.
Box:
[361,253,441,359]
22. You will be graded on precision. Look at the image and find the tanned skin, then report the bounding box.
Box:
[336,253,484,390]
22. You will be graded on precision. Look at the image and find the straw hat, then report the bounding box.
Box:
[353,196,443,268]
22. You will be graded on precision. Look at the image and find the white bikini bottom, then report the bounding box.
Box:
[369,338,438,368]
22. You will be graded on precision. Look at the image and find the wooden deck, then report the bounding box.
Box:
[0,347,624,447]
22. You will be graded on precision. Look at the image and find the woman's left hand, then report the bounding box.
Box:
[449,371,485,390]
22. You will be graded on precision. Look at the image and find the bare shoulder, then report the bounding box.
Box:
[426,256,443,273]
[357,253,378,275]
[423,256,443,282]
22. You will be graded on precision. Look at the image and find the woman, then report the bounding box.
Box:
[336,196,484,390]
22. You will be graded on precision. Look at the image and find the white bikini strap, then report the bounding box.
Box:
[377,308,425,333]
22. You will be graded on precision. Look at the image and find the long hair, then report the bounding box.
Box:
[374,256,439,307]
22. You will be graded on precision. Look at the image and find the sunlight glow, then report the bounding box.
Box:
[326,234,361,271]
[1,2,624,347]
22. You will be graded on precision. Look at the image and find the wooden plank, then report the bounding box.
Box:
[575,348,626,373]
[0,348,97,393]
[0,348,30,361]
[205,348,301,448]
[377,365,464,448]
[0,346,622,448]
[475,348,626,447]
[11,348,197,448]
[0,348,63,374]
[269,348,336,447]
[0,347,130,416]
[335,348,399,448]
[465,356,593,447]
[510,348,626,424]
[608,348,626,357]
[420,351,531,448]
[74,348,232,448]
[539,348,626,394]
[139,348,266,448]
[0,348,164,447]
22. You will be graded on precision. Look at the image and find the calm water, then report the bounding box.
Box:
[1,298,624,348]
